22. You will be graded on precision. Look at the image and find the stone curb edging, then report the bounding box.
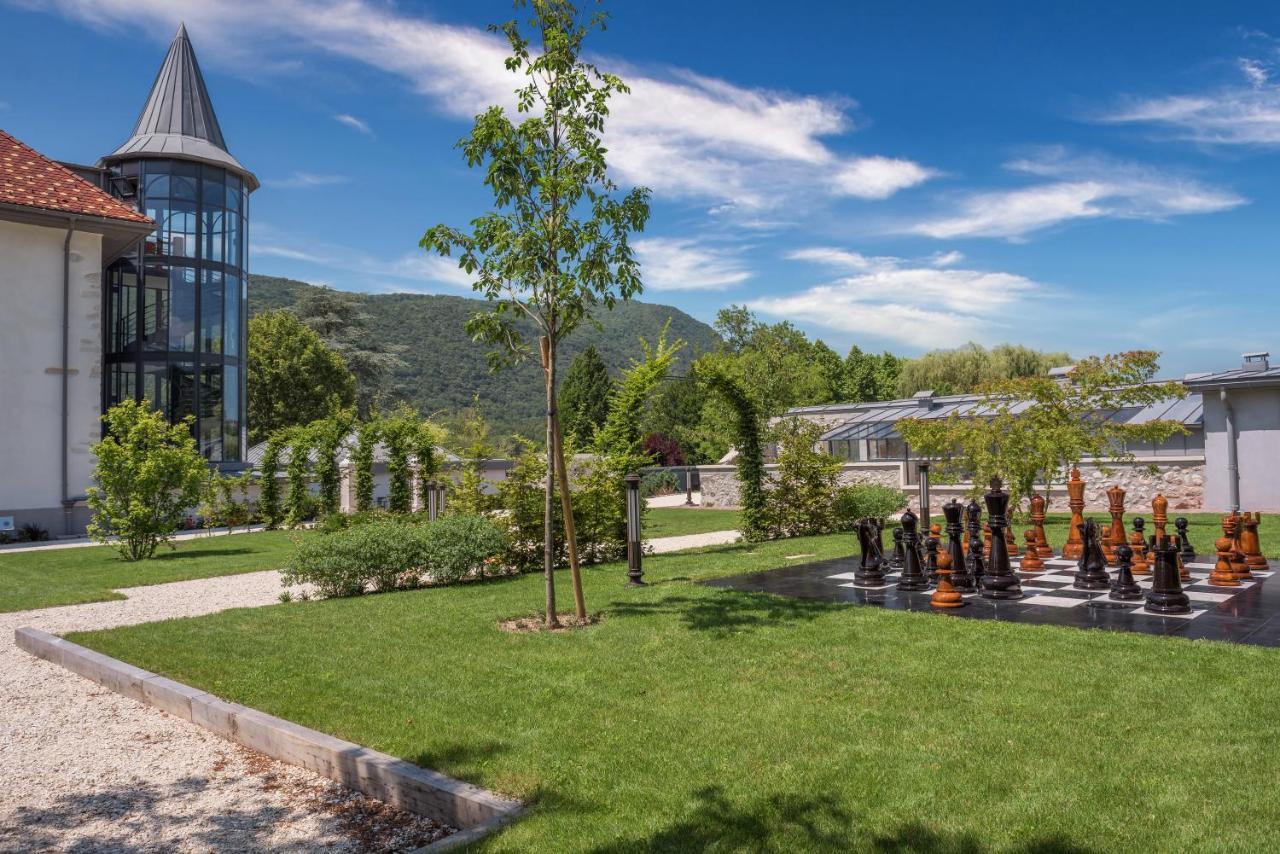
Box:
[15,627,523,847]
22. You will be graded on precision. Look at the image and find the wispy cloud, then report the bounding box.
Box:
[1101,47,1280,145]
[753,250,1046,348]
[36,0,935,213]
[251,229,472,290]
[633,237,752,291]
[255,244,325,262]
[264,171,350,189]
[930,250,964,267]
[334,113,373,136]
[906,148,1244,240]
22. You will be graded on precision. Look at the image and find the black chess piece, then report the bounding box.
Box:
[943,499,974,592]
[1175,517,1196,562]
[1145,535,1192,615]
[855,518,886,586]
[1073,519,1111,590]
[890,526,906,569]
[1109,542,1142,601]
[964,498,986,584]
[896,509,930,591]
[980,477,1022,600]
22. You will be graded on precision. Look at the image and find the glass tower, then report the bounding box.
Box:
[99,24,258,467]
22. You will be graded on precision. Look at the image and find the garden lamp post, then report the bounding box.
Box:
[426,481,438,520]
[918,462,931,532]
[436,481,447,517]
[625,473,646,586]
[684,465,695,506]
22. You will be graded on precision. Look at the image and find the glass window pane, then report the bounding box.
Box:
[108,362,136,409]
[202,166,225,207]
[200,364,223,460]
[226,213,240,268]
[202,208,224,263]
[168,266,197,352]
[141,362,170,414]
[201,269,223,354]
[223,366,240,461]
[166,202,197,258]
[169,361,196,425]
[109,263,139,353]
[224,274,241,358]
[144,173,169,201]
[142,264,169,351]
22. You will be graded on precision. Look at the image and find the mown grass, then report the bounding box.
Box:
[0,530,305,613]
[645,506,741,538]
[75,531,1280,852]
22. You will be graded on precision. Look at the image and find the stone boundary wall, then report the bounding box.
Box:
[699,458,1207,513]
[15,628,523,848]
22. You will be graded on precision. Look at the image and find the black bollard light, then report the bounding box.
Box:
[918,462,931,533]
[426,481,438,520]
[625,473,646,586]
[684,465,695,506]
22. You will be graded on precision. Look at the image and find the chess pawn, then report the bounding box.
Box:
[944,500,974,592]
[890,526,906,569]
[1109,543,1142,601]
[1128,517,1151,575]
[965,499,986,585]
[932,523,951,572]
[1175,517,1196,563]
[1209,535,1240,587]
[929,535,964,608]
[1019,530,1044,573]
[1005,524,1020,557]
[1175,535,1191,583]
[1073,519,1111,590]
[1241,513,1267,571]
[980,477,1022,600]
[1030,492,1053,558]
[1145,535,1192,615]
[896,509,930,592]
[1223,515,1250,579]
[1063,465,1086,560]
[855,518,887,586]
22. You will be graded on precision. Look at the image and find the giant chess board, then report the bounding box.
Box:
[705,554,1280,645]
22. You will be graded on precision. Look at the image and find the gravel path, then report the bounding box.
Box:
[0,571,450,852]
[647,529,741,553]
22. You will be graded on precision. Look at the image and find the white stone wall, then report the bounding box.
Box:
[1202,388,1280,512]
[0,221,104,530]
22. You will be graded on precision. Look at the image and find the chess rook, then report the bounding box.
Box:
[1145,535,1192,615]
[1241,512,1267,572]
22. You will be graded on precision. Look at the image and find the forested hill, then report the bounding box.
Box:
[248,275,721,439]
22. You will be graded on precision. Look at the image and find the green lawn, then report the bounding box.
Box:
[644,506,741,538]
[0,530,305,613]
[73,532,1280,851]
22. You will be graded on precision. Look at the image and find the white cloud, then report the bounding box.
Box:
[633,237,751,291]
[255,244,324,262]
[751,253,1045,349]
[38,0,934,211]
[265,171,350,189]
[907,149,1244,239]
[1102,54,1280,145]
[251,232,472,289]
[334,113,374,136]
[785,247,877,270]
[833,156,935,200]
[930,250,964,267]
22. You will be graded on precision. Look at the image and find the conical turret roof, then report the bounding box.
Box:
[103,23,258,190]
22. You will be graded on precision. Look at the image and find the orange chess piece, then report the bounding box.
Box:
[932,523,951,571]
[1029,493,1053,558]
[1006,523,1020,557]
[1063,466,1086,560]
[1209,535,1241,587]
[1224,514,1251,579]
[928,534,964,609]
[1241,512,1268,571]
[1104,485,1126,567]
[1020,530,1044,572]
[1152,494,1169,542]
[1128,520,1150,575]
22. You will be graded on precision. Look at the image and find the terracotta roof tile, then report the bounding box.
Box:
[0,128,152,225]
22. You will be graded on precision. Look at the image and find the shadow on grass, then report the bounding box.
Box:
[607,590,837,635]
[591,787,1094,853]
[412,739,510,772]
[147,547,257,562]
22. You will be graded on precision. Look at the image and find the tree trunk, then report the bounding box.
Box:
[542,336,560,628]
[553,414,587,619]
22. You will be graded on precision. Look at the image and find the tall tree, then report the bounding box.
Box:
[422,0,650,628]
[843,345,902,402]
[559,345,613,445]
[895,342,1071,398]
[292,287,406,417]
[247,310,355,445]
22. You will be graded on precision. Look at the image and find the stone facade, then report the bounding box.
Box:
[698,458,1206,513]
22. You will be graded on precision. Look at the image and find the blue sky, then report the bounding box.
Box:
[5,1,1280,375]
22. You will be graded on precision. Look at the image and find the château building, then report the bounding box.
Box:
[0,24,255,536]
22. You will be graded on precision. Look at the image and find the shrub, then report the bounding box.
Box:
[87,400,207,561]
[762,418,843,539]
[833,483,908,530]
[18,523,50,543]
[496,439,565,574]
[423,514,508,583]
[640,469,679,498]
[283,521,431,597]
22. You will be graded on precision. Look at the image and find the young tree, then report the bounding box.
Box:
[87,400,207,561]
[449,397,498,516]
[897,351,1187,513]
[285,427,314,527]
[354,418,380,512]
[415,418,446,511]
[259,431,287,529]
[381,406,420,514]
[312,410,355,516]
[559,345,613,445]
[248,310,356,444]
[422,0,650,627]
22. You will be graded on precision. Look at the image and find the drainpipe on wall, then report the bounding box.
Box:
[61,216,80,537]
[1220,387,1240,514]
